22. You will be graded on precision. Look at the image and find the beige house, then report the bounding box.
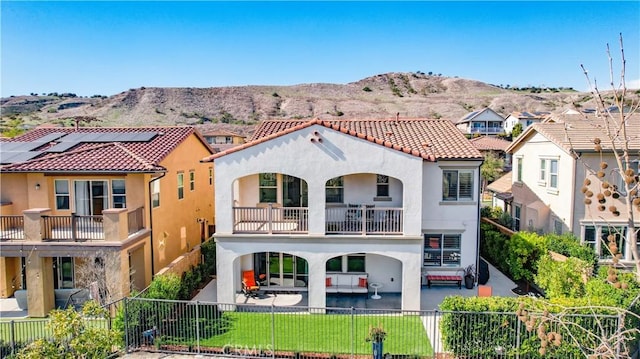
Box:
[0,126,214,316]
[506,114,639,266]
[456,108,505,136]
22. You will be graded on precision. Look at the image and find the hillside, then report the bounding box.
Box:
[1,72,596,137]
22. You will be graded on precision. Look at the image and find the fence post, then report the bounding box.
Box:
[124,297,130,352]
[515,312,521,359]
[71,213,78,242]
[10,320,15,355]
[271,304,276,359]
[350,307,355,359]
[195,301,201,354]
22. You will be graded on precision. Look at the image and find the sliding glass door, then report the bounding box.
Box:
[74,180,108,215]
[253,252,308,288]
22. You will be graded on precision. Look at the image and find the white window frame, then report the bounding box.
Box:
[423,233,462,267]
[189,170,195,192]
[325,176,344,203]
[111,179,126,209]
[151,180,160,208]
[549,159,558,190]
[259,173,278,203]
[442,169,474,202]
[538,158,546,183]
[177,173,184,200]
[54,179,70,210]
[513,204,521,231]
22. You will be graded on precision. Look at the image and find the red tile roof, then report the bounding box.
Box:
[469,136,512,152]
[1,126,211,173]
[203,118,483,162]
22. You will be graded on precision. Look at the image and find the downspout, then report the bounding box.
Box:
[569,153,579,236]
[476,158,484,283]
[148,172,166,277]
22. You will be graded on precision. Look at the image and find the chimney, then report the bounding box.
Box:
[396,112,400,121]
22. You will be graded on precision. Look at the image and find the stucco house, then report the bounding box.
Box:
[506,114,639,266]
[503,111,550,135]
[456,108,505,136]
[202,118,483,311]
[0,126,214,316]
[200,129,246,152]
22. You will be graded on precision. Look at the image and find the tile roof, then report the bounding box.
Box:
[1,126,211,173]
[509,111,551,119]
[203,118,483,162]
[507,114,640,154]
[469,136,512,152]
[486,171,512,195]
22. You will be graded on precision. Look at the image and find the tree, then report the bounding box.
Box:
[480,151,505,192]
[17,301,121,358]
[575,34,640,280]
[511,123,523,138]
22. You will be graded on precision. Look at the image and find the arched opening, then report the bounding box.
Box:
[245,252,308,290]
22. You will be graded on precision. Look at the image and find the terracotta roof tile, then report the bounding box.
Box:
[1,126,210,173]
[508,114,640,154]
[486,171,512,194]
[203,118,483,162]
[469,136,512,151]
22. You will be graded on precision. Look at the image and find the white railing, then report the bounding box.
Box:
[233,205,308,234]
[325,206,403,235]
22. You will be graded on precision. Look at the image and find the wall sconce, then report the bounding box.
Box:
[35,183,41,190]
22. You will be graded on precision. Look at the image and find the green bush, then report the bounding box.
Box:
[535,255,587,298]
[480,223,510,273]
[505,232,546,282]
[145,273,181,300]
[544,233,598,267]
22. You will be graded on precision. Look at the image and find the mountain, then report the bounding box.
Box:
[1,72,596,137]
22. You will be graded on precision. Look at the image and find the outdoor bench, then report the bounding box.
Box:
[426,274,462,289]
[326,273,369,294]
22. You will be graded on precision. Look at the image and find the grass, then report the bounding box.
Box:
[0,318,108,342]
[164,311,433,355]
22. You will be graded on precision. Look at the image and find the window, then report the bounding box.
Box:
[539,159,546,181]
[259,173,277,203]
[442,170,473,201]
[584,225,596,252]
[617,160,639,195]
[189,170,195,191]
[54,179,70,210]
[177,173,184,199]
[423,234,461,267]
[347,255,366,272]
[325,176,344,203]
[209,167,213,185]
[553,219,563,235]
[53,257,74,289]
[549,160,558,189]
[151,180,160,208]
[516,157,523,182]
[376,175,389,197]
[513,205,521,231]
[600,226,626,260]
[111,179,126,208]
[326,257,342,272]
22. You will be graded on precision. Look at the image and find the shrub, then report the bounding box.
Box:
[145,273,181,300]
[544,233,598,267]
[362,86,372,92]
[505,232,546,283]
[535,255,587,298]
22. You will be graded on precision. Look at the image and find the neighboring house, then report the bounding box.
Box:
[486,171,512,213]
[456,108,505,135]
[469,135,512,170]
[203,118,483,311]
[503,111,550,134]
[0,126,214,316]
[201,129,245,152]
[506,114,640,266]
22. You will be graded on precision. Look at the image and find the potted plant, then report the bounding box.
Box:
[365,324,387,359]
[463,264,476,289]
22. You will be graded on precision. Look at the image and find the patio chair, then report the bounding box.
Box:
[242,270,260,297]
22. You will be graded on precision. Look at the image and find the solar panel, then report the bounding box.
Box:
[1,142,43,152]
[32,132,67,144]
[58,133,84,142]
[46,142,80,153]
[0,151,42,164]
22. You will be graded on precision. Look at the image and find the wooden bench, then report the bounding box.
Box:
[426,274,462,289]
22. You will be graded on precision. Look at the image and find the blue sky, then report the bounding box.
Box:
[2,1,639,97]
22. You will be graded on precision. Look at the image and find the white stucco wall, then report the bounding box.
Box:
[511,132,576,233]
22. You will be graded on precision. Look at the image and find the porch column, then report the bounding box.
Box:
[102,208,128,241]
[216,243,236,304]
[401,251,423,311]
[0,257,18,298]
[26,256,55,317]
[307,256,326,311]
[23,208,50,241]
[306,180,325,235]
[104,251,127,301]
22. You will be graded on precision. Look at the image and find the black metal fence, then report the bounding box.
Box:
[2,298,637,359]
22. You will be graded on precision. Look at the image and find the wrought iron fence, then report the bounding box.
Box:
[42,214,104,241]
[0,215,24,240]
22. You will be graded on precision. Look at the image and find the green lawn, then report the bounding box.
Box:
[168,312,432,355]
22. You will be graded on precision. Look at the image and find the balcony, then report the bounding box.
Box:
[231,204,403,235]
[326,206,403,235]
[0,207,145,242]
[233,205,308,234]
[469,127,504,134]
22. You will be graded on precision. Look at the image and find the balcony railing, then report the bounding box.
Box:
[0,215,25,240]
[470,127,504,134]
[233,205,308,234]
[43,214,105,241]
[127,207,145,234]
[326,206,403,235]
